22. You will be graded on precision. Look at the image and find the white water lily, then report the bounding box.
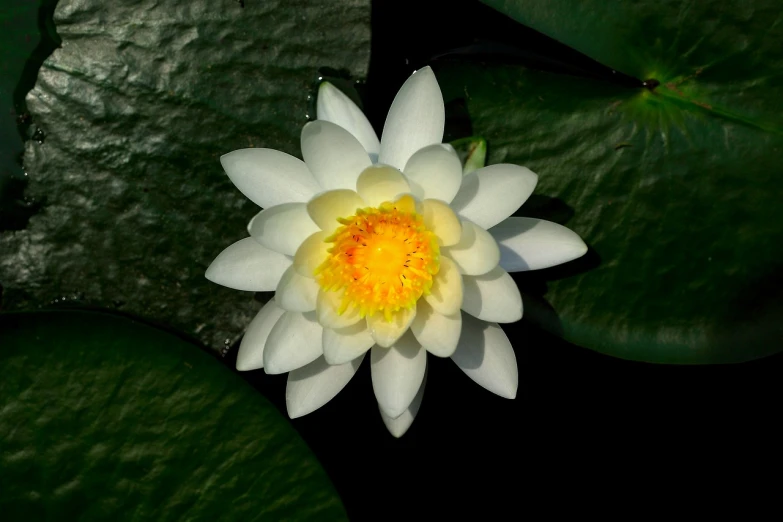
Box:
[206,67,587,437]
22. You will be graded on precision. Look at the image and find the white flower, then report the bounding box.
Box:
[206,67,587,437]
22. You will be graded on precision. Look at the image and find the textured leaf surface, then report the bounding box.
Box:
[432,0,783,362]
[0,310,347,521]
[0,0,370,351]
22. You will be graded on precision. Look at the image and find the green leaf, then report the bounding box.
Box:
[432,0,783,363]
[0,0,370,352]
[0,310,347,521]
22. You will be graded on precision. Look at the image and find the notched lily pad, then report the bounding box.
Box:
[0,0,371,351]
[0,310,347,520]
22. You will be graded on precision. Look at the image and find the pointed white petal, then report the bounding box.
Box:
[450,164,538,229]
[306,189,366,231]
[316,289,363,329]
[403,143,463,203]
[205,237,291,291]
[442,220,500,276]
[301,120,373,191]
[367,306,417,348]
[248,203,319,256]
[378,67,445,170]
[410,299,461,357]
[371,332,427,418]
[452,313,518,399]
[355,165,411,207]
[380,371,426,438]
[236,299,286,371]
[317,81,380,162]
[286,354,365,419]
[424,256,463,316]
[490,217,588,271]
[275,266,319,312]
[293,231,329,278]
[421,199,461,247]
[220,148,320,209]
[462,266,523,323]
[263,311,323,374]
[322,322,375,365]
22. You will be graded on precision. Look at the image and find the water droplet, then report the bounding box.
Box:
[32,127,46,144]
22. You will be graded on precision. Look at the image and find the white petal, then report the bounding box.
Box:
[371,332,427,418]
[451,313,518,399]
[367,306,417,348]
[410,299,461,357]
[248,203,319,256]
[293,231,329,278]
[380,371,426,438]
[355,165,411,207]
[275,266,319,312]
[322,322,375,365]
[421,199,461,247]
[236,298,286,371]
[450,164,538,229]
[403,143,463,203]
[424,256,463,316]
[378,67,445,170]
[263,311,323,374]
[205,237,291,291]
[286,354,365,419]
[490,217,588,271]
[316,289,363,329]
[306,189,366,231]
[462,266,523,323]
[301,120,373,191]
[317,81,380,162]
[220,148,320,209]
[442,220,500,276]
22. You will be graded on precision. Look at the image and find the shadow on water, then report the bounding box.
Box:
[0,0,60,232]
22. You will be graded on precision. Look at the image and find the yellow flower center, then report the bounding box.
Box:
[315,195,440,321]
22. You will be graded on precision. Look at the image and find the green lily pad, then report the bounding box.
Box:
[0,309,347,520]
[0,0,370,351]
[430,0,783,362]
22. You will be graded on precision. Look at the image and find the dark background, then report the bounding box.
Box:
[3,0,781,519]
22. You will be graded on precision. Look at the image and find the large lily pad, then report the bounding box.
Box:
[430,0,783,362]
[0,310,346,520]
[0,0,370,351]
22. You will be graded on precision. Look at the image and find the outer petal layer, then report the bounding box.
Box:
[205,237,291,291]
[301,120,372,191]
[378,67,445,170]
[220,148,319,209]
[371,332,427,418]
[490,217,588,271]
[316,81,380,162]
[263,311,323,374]
[461,266,523,323]
[380,372,426,438]
[236,299,286,371]
[450,164,538,229]
[286,354,365,419]
[451,313,518,399]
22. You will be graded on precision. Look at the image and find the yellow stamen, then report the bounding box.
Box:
[314,194,440,320]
